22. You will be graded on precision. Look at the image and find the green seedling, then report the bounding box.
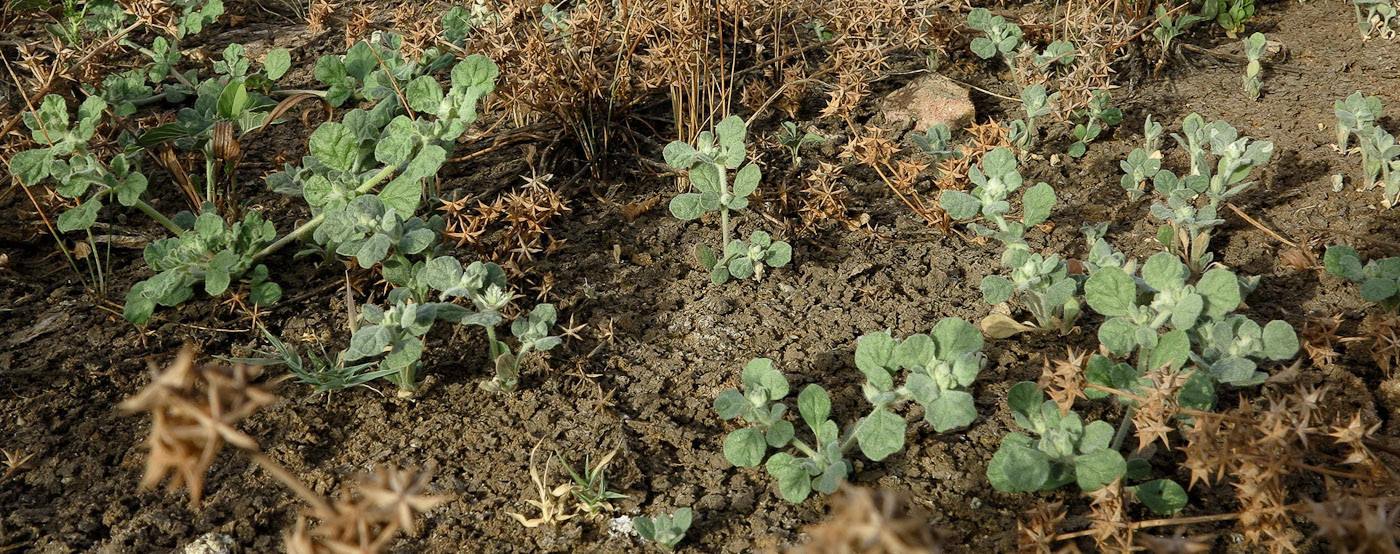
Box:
[1335,93,1400,207]
[987,382,1188,515]
[1084,252,1297,394]
[716,321,985,503]
[310,195,445,282]
[1204,0,1254,37]
[911,123,956,168]
[1242,33,1266,101]
[1068,90,1123,158]
[967,8,1024,83]
[264,52,498,257]
[222,323,395,393]
[777,121,823,168]
[1353,0,1397,40]
[940,147,1076,336]
[1154,114,1274,273]
[1007,84,1057,156]
[666,115,792,284]
[1325,246,1400,312]
[1032,40,1076,72]
[1151,4,1206,56]
[424,257,561,391]
[804,18,836,41]
[634,507,692,551]
[1335,91,1383,153]
[344,296,454,393]
[125,210,282,324]
[1120,116,1164,200]
[558,449,628,518]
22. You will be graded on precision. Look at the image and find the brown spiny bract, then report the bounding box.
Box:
[786,486,945,554]
[119,348,275,507]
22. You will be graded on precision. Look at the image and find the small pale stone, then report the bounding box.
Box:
[179,533,236,554]
[881,73,975,134]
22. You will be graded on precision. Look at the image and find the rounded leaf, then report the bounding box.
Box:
[732,163,761,197]
[857,408,906,461]
[723,428,768,467]
[309,122,358,172]
[715,389,748,420]
[990,444,1050,492]
[1136,479,1188,515]
[669,193,707,220]
[797,385,831,431]
[1085,266,1136,317]
[1074,449,1125,491]
[264,48,291,80]
[764,241,792,268]
[926,390,976,432]
[765,452,812,503]
[1262,320,1299,361]
[766,420,795,448]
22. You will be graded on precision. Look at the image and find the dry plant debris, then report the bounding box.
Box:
[119,348,275,507]
[505,439,574,528]
[121,348,445,553]
[785,486,945,554]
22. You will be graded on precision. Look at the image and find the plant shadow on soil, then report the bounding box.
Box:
[4,0,1400,553]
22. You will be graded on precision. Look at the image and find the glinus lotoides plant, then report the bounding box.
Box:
[715,318,986,503]
[666,115,792,284]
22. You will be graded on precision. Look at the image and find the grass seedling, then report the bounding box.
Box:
[666,116,792,284]
[635,508,692,551]
[220,323,396,394]
[1242,33,1266,101]
[557,449,628,519]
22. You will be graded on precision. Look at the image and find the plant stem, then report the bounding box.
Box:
[132,198,184,234]
[250,159,402,262]
[1111,406,1135,451]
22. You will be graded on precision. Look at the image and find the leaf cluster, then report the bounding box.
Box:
[126,211,282,324]
[1119,116,1164,200]
[1325,246,1400,312]
[940,148,1074,334]
[634,508,692,551]
[1334,91,1400,207]
[1242,33,1266,101]
[987,383,1188,515]
[1068,90,1123,158]
[1084,252,1297,397]
[967,8,1024,76]
[716,320,986,503]
[1007,84,1057,155]
[1150,114,1275,273]
[665,116,792,284]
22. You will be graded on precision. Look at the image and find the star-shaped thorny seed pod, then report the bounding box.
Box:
[284,466,446,554]
[119,347,276,507]
[359,466,447,535]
